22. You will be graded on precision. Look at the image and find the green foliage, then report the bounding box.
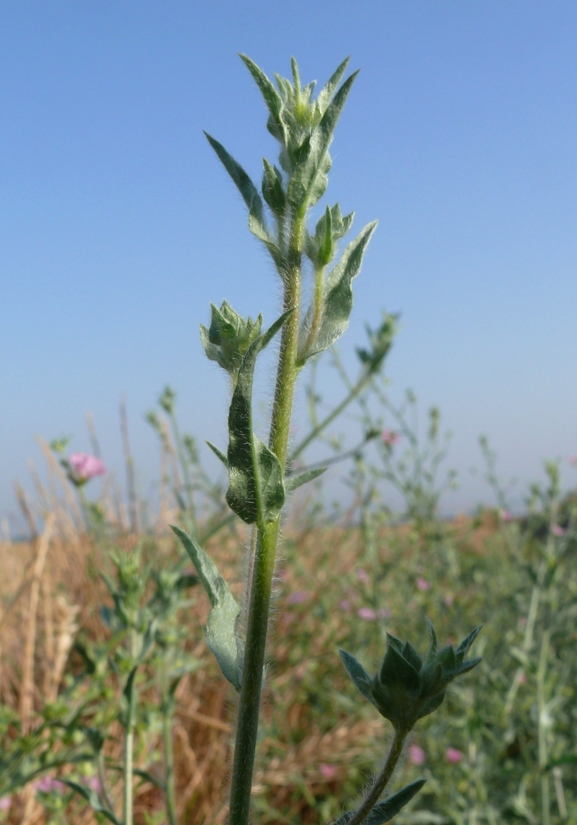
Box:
[334,780,427,825]
[224,310,290,525]
[341,624,481,732]
[171,525,242,691]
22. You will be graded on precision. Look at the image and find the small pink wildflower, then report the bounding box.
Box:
[446,748,464,764]
[339,599,352,611]
[408,745,426,766]
[382,429,401,447]
[34,776,65,794]
[320,764,337,780]
[83,776,102,792]
[0,797,11,811]
[416,576,431,592]
[286,590,308,605]
[357,568,370,584]
[501,510,514,523]
[357,607,377,621]
[552,524,566,537]
[68,452,106,483]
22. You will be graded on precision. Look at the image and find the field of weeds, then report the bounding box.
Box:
[1,467,576,824]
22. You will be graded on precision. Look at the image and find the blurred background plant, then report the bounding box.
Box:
[1,337,576,822]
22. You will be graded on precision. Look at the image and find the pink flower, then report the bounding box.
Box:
[552,524,566,537]
[445,748,464,764]
[357,607,377,621]
[320,764,337,780]
[408,745,426,766]
[83,776,102,793]
[501,510,514,523]
[34,776,65,793]
[382,430,401,447]
[287,590,308,605]
[339,599,352,611]
[68,452,106,483]
[357,568,370,584]
[416,576,431,592]
[0,796,11,811]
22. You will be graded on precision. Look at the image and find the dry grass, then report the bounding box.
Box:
[0,492,503,825]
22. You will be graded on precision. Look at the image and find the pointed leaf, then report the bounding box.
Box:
[171,526,243,690]
[285,467,326,492]
[301,70,358,206]
[456,625,483,660]
[133,768,166,790]
[425,618,438,661]
[59,780,121,825]
[225,312,290,525]
[206,441,228,469]
[204,132,264,222]
[339,649,374,703]
[317,57,351,113]
[333,780,426,825]
[239,54,285,141]
[300,221,377,361]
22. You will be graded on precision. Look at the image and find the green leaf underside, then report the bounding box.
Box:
[225,311,290,525]
[301,221,377,361]
[204,133,264,222]
[339,649,374,703]
[334,780,426,825]
[59,780,121,825]
[171,526,242,691]
[284,466,326,492]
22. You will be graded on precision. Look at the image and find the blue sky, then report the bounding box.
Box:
[3,1,577,531]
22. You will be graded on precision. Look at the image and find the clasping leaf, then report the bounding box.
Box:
[226,310,291,525]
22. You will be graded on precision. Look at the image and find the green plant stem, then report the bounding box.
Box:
[537,630,551,825]
[347,728,408,825]
[169,411,196,519]
[123,718,134,825]
[290,364,373,463]
[163,700,177,825]
[228,212,304,825]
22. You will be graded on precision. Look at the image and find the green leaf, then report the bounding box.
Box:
[239,54,287,143]
[122,665,139,728]
[339,649,374,703]
[316,57,351,113]
[171,526,243,691]
[285,467,326,492]
[59,780,121,825]
[206,441,228,469]
[204,132,264,223]
[334,780,426,825]
[225,311,291,525]
[133,767,166,790]
[299,70,358,208]
[300,221,377,362]
[262,159,286,217]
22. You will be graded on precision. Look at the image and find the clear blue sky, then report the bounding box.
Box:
[3,1,577,531]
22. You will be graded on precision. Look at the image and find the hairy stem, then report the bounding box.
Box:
[347,729,408,825]
[228,212,304,825]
